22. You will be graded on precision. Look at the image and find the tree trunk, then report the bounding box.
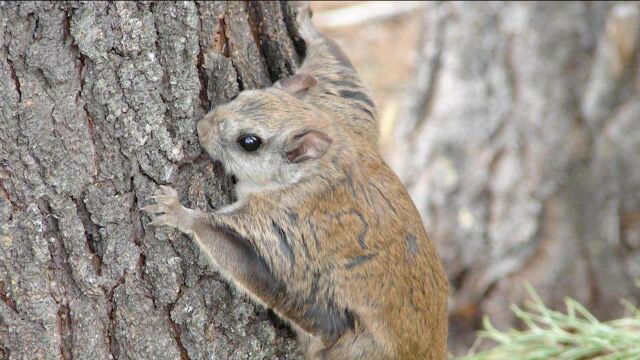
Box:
[387,1,640,354]
[0,2,303,359]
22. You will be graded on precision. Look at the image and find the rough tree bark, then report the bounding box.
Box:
[387,1,640,354]
[0,2,305,359]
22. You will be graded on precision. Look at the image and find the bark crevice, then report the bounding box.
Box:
[6,56,21,101]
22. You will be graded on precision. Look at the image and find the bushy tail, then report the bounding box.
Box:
[291,1,379,144]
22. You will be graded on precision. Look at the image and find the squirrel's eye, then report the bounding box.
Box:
[237,134,262,152]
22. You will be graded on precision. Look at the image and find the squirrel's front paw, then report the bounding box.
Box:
[143,185,185,229]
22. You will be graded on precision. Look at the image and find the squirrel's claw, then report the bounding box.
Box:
[144,185,181,228]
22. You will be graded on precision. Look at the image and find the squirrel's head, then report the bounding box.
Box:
[197,75,346,199]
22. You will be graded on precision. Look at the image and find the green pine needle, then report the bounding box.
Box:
[459,283,640,360]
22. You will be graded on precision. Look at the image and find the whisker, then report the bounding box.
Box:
[221,146,255,184]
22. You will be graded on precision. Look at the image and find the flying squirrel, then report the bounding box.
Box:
[144,3,449,359]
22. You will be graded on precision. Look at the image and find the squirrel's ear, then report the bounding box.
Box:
[284,130,333,163]
[274,74,317,97]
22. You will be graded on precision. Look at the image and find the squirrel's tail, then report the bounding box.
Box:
[291,1,379,144]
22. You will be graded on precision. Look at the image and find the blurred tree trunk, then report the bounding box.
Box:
[388,2,640,354]
[0,2,302,359]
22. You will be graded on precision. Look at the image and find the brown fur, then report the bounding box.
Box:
[144,3,448,359]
